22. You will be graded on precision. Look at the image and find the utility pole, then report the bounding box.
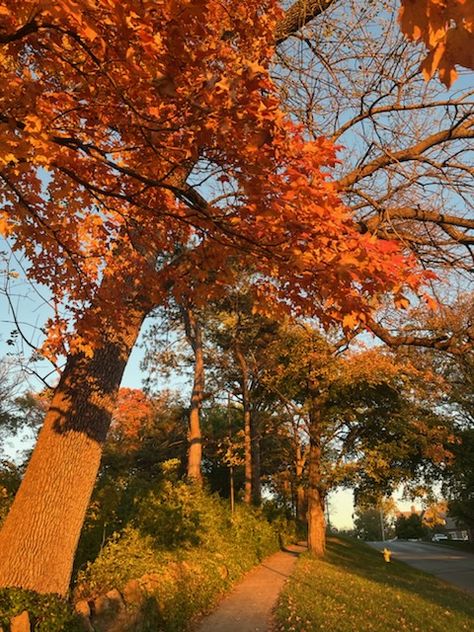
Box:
[379,507,385,542]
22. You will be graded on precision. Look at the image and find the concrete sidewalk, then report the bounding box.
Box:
[194,543,306,632]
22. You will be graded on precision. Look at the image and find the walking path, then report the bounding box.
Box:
[194,543,306,632]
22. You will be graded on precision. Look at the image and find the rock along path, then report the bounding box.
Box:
[194,543,306,632]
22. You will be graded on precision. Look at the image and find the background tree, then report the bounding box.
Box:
[443,429,474,540]
[74,388,187,572]
[206,289,284,505]
[261,323,454,554]
[353,504,394,541]
[0,461,21,528]
[143,300,207,483]
[395,512,429,540]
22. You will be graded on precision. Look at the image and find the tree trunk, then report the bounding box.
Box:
[295,442,307,523]
[235,345,252,504]
[250,414,261,506]
[182,306,204,484]
[307,436,326,556]
[0,284,149,595]
[307,404,326,556]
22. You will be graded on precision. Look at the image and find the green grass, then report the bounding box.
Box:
[274,537,474,632]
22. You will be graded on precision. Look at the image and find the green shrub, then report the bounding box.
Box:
[135,481,210,549]
[76,485,290,630]
[75,527,166,597]
[0,589,83,632]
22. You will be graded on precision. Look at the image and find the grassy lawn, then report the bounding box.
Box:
[274,537,474,632]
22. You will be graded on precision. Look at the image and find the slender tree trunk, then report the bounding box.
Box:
[295,442,307,523]
[282,471,292,508]
[182,306,204,484]
[0,283,150,595]
[307,403,326,556]
[250,414,261,505]
[243,397,252,505]
[235,345,252,504]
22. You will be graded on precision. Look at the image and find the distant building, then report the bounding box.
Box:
[395,504,422,520]
[443,516,470,541]
[395,502,471,541]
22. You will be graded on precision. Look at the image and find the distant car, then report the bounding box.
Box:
[432,534,448,542]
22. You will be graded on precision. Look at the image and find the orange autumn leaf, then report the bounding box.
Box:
[111,388,155,446]
[399,0,474,87]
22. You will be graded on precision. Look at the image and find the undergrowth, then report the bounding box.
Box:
[74,481,294,631]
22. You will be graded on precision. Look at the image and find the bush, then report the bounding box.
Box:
[0,461,21,528]
[0,589,82,632]
[395,513,428,540]
[75,527,166,597]
[76,485,290,630]
[136,481,210,549]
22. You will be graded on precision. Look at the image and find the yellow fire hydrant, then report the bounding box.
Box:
[383,547,392,563]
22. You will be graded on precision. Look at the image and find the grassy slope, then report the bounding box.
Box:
[274,537,474,632]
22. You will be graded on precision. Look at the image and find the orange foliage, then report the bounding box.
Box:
[110,387,154,446]
[399,0,474,86]
[0,1,432,357]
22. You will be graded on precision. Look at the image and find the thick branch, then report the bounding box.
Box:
[274,0,336,45]
[338,117,474,190]
[365,206,474,232]
[3,4,337,49]
[332,96,474,142]
[0,19,38,44]
[367,318,453,351]
[439,224,474,246]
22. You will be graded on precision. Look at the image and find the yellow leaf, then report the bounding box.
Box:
[342,312,359,330]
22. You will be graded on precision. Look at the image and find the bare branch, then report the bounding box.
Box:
[332,95,474,141]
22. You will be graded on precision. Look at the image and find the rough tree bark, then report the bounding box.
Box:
[274,0,337,44]
[306,405,326,556]
[0,278,150,594]
[181,305,204,484]
[295,441,307,523]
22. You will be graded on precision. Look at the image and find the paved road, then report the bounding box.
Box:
[368,540,474,595]
[194,543,306,631]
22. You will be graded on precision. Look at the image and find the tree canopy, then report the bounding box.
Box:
[0,0,442,362]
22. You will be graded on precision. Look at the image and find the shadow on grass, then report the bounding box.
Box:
[320,536,474,620]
